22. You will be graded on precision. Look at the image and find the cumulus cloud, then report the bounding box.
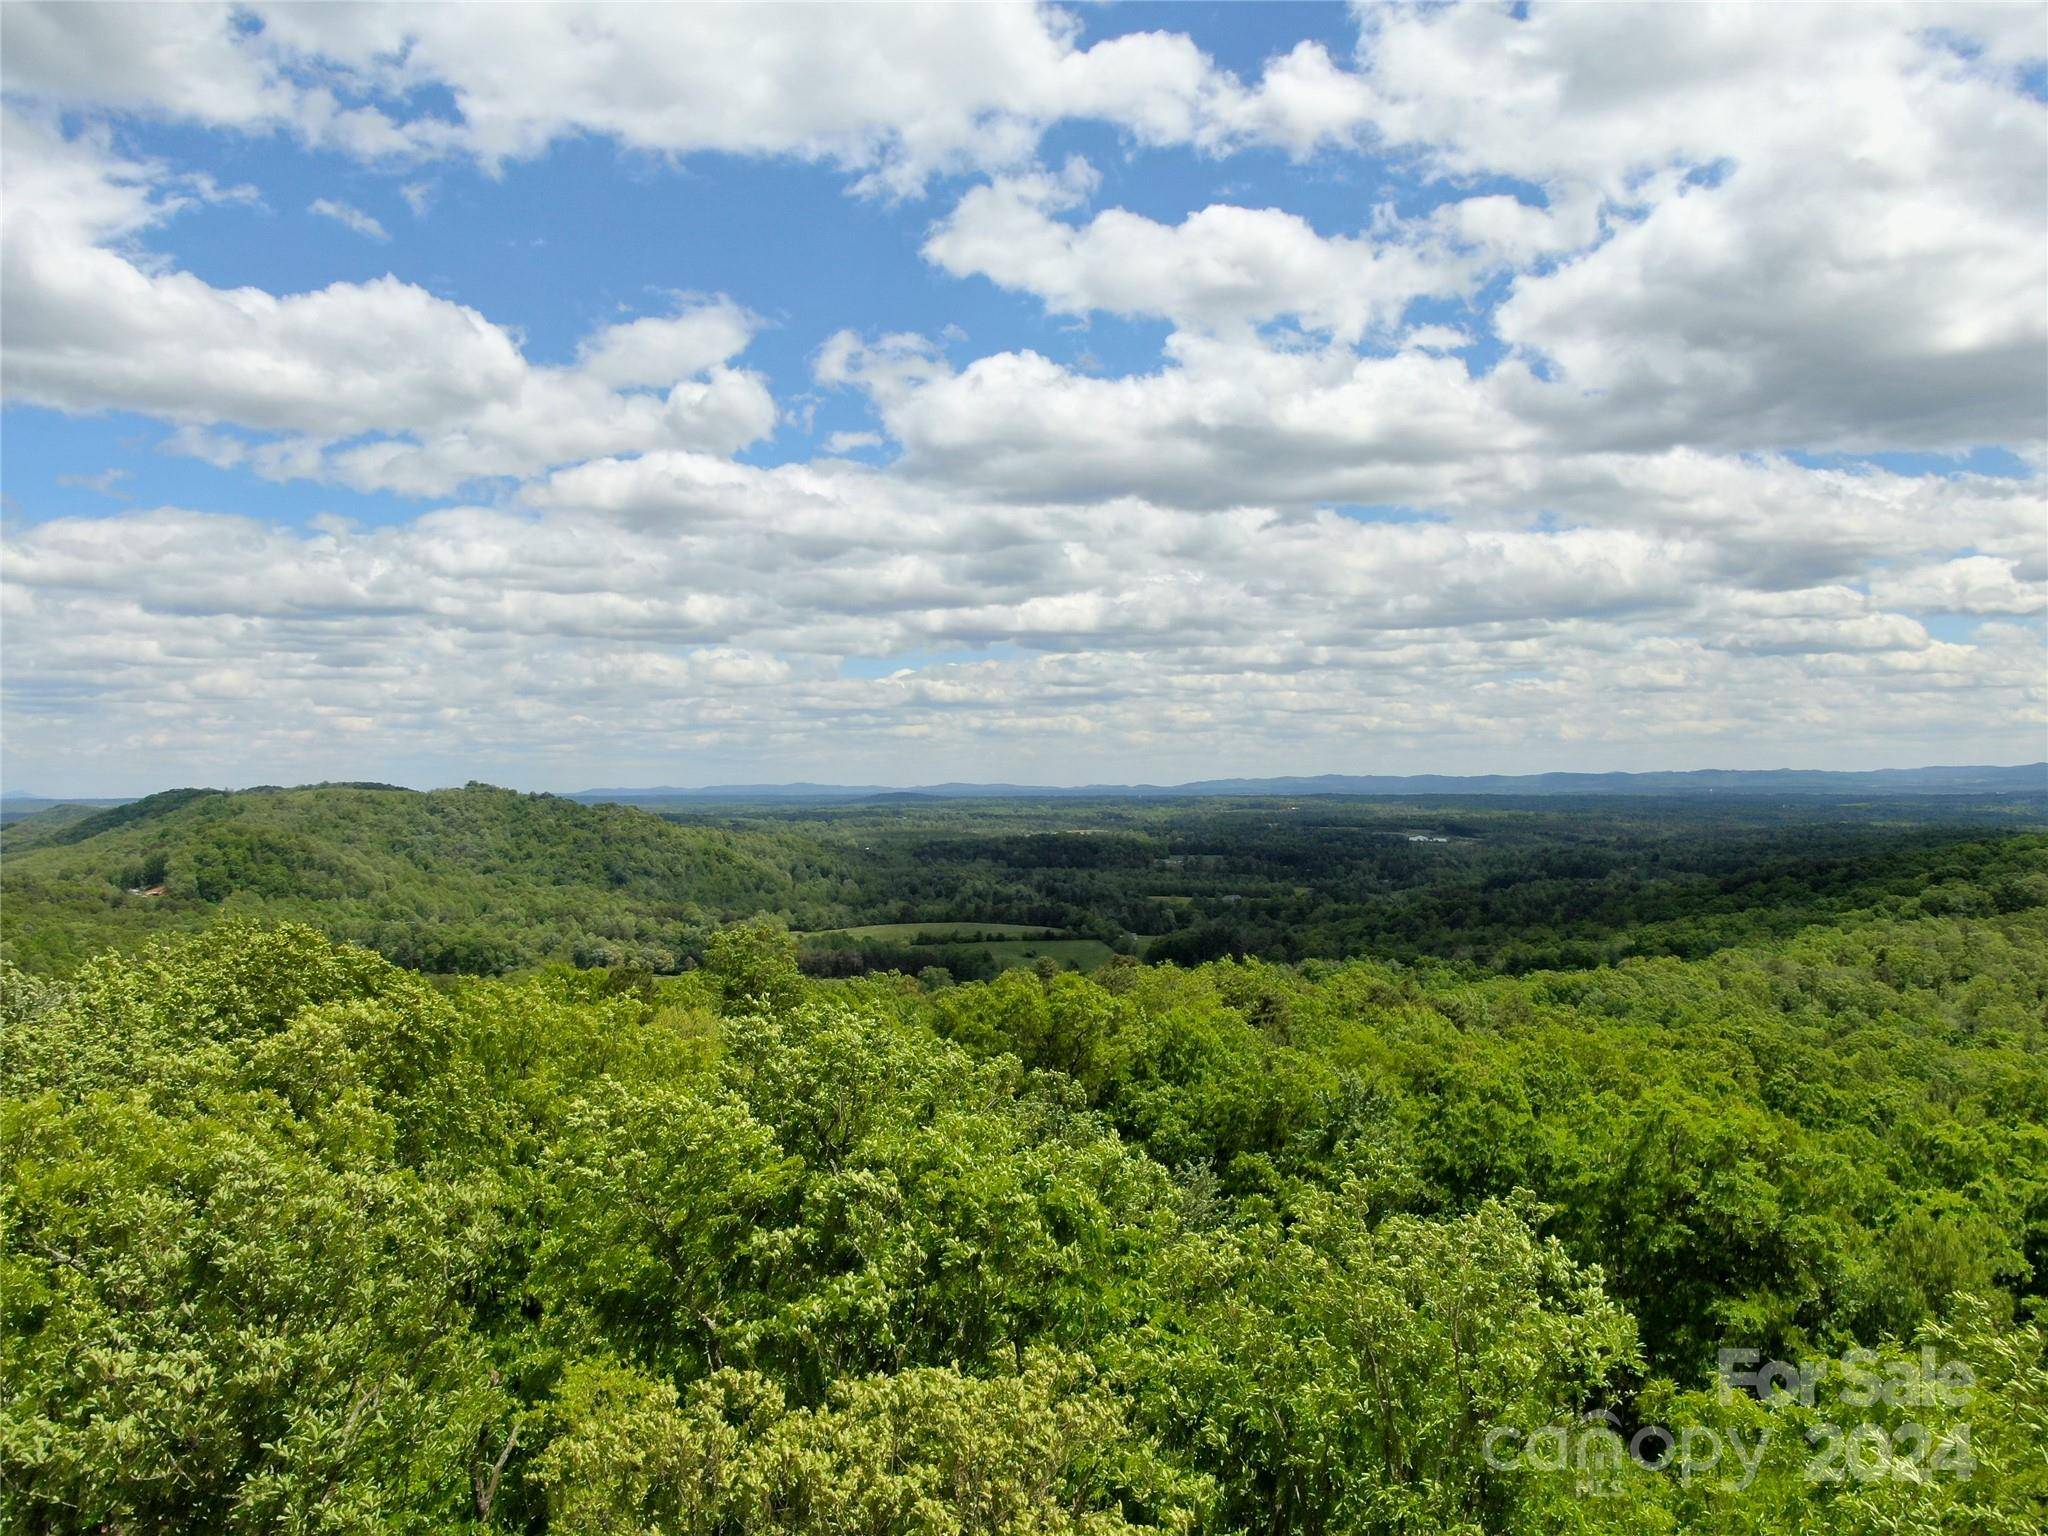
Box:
[575,302,761,392]
[1355,3,2047,452]
[6,448,2041,787]
[1,2,2042,787]
[1868,557,2048,617]
[924,164,1471,342]
[0,2,1376,193]
[872,3,2048,499]
[820,330,1540,507]
[1,111,775,496]
[0,1,418,157]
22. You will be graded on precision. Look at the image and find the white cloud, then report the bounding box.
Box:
[1868,557,2048,617]
[880,4,2048,498]
[1,2,1374,193]
[1,112,775,496]
[13,5,2041,477]
[1348,3,2047,453]
[0,1,420,158]
[821,329,1540,508]
[0,107,164,245]
[308,197,388,242]
[5,456,2040,789]
[1433,192,1601,267]
[924,164,1469,342]
[1,3,2042,786]
[575,302,760,392]
[2,2,313,135]
[1344,3,2044,190]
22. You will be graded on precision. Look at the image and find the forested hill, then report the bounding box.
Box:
[6,780,2046,981]
[0,783,811,974]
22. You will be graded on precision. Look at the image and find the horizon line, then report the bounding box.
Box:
[6,760,2044,805]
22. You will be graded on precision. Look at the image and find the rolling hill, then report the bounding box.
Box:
[0,782,813,974]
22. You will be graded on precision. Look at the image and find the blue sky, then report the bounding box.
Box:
[2,3,2044,794]
[11,6,1481,523]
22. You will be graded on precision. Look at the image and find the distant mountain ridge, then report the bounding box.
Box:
[8,764,2042,817]
[573,763,2048,804]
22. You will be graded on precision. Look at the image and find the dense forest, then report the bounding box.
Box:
[3,783,2045,1530]
[0,785,810,975]
[5,881,2046,1529]
[5,781,2043,980]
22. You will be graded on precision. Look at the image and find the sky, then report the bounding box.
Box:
[1,2,2045,797]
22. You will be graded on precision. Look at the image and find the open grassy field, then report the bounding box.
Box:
[976,938,1119,970]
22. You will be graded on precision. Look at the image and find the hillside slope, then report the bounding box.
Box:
[0,783,814,973]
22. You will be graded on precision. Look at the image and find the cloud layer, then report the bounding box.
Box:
[1,2,2042,791]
